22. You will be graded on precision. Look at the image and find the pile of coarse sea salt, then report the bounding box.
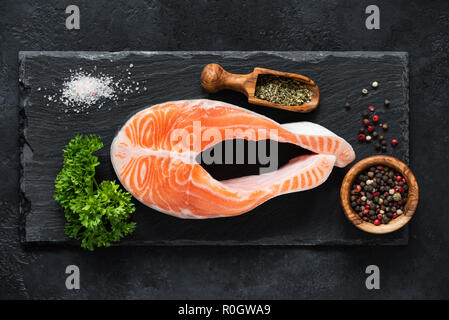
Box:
[42,65,146,113]
[61,73,115,108]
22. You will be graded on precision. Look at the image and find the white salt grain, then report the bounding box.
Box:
[42,65,146,113]
[61,73,114,107]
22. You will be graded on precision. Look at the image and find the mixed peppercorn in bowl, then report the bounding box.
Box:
[340,156,419,234]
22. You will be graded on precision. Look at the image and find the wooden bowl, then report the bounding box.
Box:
[340,156,419,234]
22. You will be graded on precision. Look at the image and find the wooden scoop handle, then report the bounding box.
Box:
[201,63,254,96]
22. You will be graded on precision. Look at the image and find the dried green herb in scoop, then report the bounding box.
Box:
[255,75,313,106]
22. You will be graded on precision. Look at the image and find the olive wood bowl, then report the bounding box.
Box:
[201,63,319,113]
[340,155,419,234]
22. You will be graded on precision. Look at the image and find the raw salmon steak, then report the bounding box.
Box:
[111,99,355,218]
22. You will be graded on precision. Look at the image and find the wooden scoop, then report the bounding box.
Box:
[201,63,319,112]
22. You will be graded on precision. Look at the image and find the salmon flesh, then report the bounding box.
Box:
[111,99,355,218]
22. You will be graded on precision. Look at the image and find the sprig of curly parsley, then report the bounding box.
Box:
[54,134,136,251]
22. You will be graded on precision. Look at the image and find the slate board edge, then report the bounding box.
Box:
[23,234,408,246]
[18,54,31,244]
[18,51,410,246]
[18,50,409,63]
[404,53,410,165]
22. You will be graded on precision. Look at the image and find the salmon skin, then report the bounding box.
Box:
[111,99,355,219]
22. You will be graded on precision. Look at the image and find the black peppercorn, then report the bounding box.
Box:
[351,166,408,226]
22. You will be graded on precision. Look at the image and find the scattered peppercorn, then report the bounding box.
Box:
[353,91,394,153]
[345,102,351,109]
[350,166,408,225]
[391,139,398,147]
[372,81,379,88]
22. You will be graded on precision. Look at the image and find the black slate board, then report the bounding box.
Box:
[19,51,409,246]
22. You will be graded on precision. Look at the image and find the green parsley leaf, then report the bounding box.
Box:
[54,134,136,251]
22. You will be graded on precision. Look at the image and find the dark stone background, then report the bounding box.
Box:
[0,0,448,299]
